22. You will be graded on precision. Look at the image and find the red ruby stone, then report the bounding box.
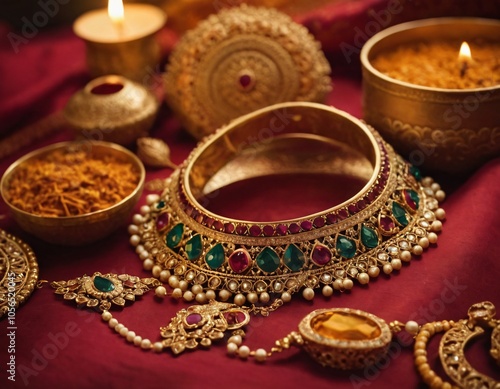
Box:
[338,209,348,220]
[311,244,332,266]
[404,190,417,210]
[156,212,169,231]
[367,191,376,202]
[235,225,248,235]
[249,225,262,237]
[357,199,366,210]
[186,313,202,325]
[263,225,275,237]
[326,214,338,224]
[185,205,193,216]
[213,220,224,231]
[239,74,252,88]
[300,220,313,231]
[276,224,288,236]
[224,223,235,233]
[224,311,246,325]
[229,250,250,273]
[348,204,357,215]
[195,214,204,223]
[205,217,214,228]
[379,215,395,231]
[289,223,301,234]
[313,217,325,228]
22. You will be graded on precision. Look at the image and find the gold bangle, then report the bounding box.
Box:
[164,4,331,139]
[130,102,445,312]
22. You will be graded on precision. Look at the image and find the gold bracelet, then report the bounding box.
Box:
[129,102,446,313]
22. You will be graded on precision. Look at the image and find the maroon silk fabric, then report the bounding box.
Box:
[1,2,499,388]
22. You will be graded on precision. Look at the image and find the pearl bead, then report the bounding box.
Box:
[101,311,112,321]
[430,183,440,192]
[418,237,429,249]
[179,280,189,291]
[133,336,142,346]
[152,265,162,278]
[422,177,433,186]
[281,292,292,303]
[322,285,333,297]
[115,323,124,333]
[195,293,207,304]
[342,279,353,290]
[412,245,423,256]
[333,279,343,290]
[172,288,183,299]
[119,327,129,337]
[228,335,242,346]
[227,342,238,355]
[155,286,167,298]
[368,266,380,277]
[153,342,164,353]
[159,270,170,282]
[143,259,154,270]
[205,289,216,300]
[191,284,203,295]
[219,289,231,301]
[247,293,258,304]
[108,318,118,328]
[183,291,194,302]
[400,250,412,262]
[135,245,145,254]
[238,345,250,359]
[234,294,246,306]
[140,205,150,215]
[132,214,143,224]
[260,292,270,303]
[435,208,446,220]
[391,259,402,270]
[405,320,419,335]
[128,224,139,235]
[358,273,370,285]
[145,194,159,205]
[431,220,442,232]
[126,331,136,342]
[168,276,180,289]
[139,251,150,261]
[383,264,393,274]
[255,348,267,362]
[428,232,438,244]
[435,190,446,202]
[129,235,141,247]
[141,339,152,349]
[302,287,315,301]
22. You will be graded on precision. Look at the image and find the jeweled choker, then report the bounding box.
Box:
[129,102,446,313]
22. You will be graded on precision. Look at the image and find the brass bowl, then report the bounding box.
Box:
[64,75,159,146]
[1,141,145,246]
[361,17,500,174]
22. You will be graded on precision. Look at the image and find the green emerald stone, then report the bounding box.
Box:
[185,234,203,261]
[93,276,115,292]
[409,166,422,181]
[156,200,166,209]
[166,223,184,249]
[392,202,409,226]
[361,225,378,249]
[256,247,280,273]
[205,244,225,270]
[336,236,357,258]
[283,244,306,272]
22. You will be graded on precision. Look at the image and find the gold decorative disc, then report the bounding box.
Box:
[164,4,332,139]
[0,229,39,318]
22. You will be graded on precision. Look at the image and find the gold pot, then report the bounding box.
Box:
[361,17,500,174]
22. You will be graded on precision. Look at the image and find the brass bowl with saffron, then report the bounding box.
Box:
[0,141,145,246]
[361,17,500,174]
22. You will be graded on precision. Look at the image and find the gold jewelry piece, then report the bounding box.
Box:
[0,229,39,318]
[164,4,331,139]
[129,102,446,313]
[226,302,500,388]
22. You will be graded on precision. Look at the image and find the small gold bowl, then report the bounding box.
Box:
[361,17,500,174]
[1,141,145,246]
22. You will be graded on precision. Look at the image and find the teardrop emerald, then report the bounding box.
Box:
[205,244,225,270]
[93,276,115,292]
[283,244,306,272]
[336,236,357,258]
[392,202,409,227]
[166,223,184,249]
[361,225,379,249]
[256,247,280,273]
[185,234,203,261]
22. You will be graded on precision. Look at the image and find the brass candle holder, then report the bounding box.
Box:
[361,18,500,174]
[73,4,166,82]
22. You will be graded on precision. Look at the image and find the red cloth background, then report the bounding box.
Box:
[1,1,500,388]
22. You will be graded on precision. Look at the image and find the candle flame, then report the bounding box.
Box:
[108,0,124,29]
[459,41,472,62]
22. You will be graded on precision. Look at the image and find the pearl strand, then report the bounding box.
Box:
[101,310,165,353]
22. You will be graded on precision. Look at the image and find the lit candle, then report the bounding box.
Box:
[73,1,166,81]
[458,41,472,78]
